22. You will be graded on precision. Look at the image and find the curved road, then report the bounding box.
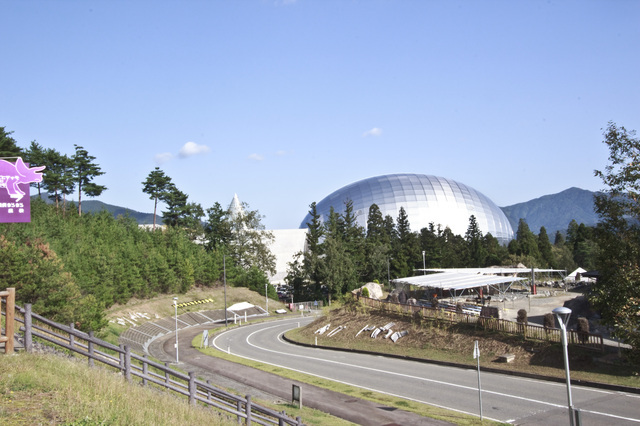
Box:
[211,316,640,425]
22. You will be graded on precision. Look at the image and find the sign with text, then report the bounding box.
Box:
[0,158,45,223]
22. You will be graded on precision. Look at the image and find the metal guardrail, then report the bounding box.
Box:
[3,302,303,426]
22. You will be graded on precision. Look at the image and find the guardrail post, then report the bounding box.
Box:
[165,363,170,385]
[124,346,131,382]
[142,355,148,387]
[119,344,125,371]
[206,380,212,400]
[296,416,302,425]
[69,323,75,348]
[88,331,95,368]
[245,395,252,425]
[237,400,242,424]
[189,372,196,405]
[24,303,32,353]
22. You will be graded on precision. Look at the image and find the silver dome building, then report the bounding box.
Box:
[300,173,514,244]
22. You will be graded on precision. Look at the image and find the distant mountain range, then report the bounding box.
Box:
[501,187,599,237]
[33,187,600,237]
[32,196,162,225]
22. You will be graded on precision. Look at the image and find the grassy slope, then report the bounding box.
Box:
[4,286,350,426]
[0,353,232,425]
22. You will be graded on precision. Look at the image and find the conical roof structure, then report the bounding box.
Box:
[228,193,244,219]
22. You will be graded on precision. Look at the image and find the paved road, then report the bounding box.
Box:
[153,322,448,425]
[211,316,640,425]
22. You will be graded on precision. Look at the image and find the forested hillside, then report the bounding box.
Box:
[0,200,230,332]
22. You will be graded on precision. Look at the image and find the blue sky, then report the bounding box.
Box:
[2,1,638,230]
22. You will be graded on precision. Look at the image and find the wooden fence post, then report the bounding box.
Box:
[24,303,32,353]
[237,400,242,424]
[0,288,15,354]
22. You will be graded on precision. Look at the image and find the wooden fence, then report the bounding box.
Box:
[0,288,15,354]
[359,296,604,351]
[2,301,302,426]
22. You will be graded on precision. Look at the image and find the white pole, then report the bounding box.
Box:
[554,307,575,426]
[265,281,269,314]
[223,255,227,326]
[173,297,178,363]
[474,340,483,420]
[422,251,426,274]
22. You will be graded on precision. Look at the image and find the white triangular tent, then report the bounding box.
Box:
[566,267,593,282]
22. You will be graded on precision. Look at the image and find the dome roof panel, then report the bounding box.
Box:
[301,173,514,244]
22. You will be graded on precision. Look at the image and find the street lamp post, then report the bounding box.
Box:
[387,258,391,291]
[173,297,179,363]
[422,251,426,274]
[553,306,574,426]
[223,255,228,326]
[265,281,269,314]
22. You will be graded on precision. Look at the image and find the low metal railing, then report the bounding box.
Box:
[3,301,302,426]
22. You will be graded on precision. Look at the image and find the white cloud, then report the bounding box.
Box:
[179,141,211,158]
[248,153,264,161]
[154,152,173,164]
[363,127,383,137]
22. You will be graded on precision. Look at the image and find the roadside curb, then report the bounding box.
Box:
[282,334,640,395]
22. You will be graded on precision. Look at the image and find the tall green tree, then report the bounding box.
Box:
[0,127,22,157]
[142,167,172,229]
[226,201,275,275]
[71,145,107,215]
[161,183,204,238]
[303,202,325,294]
[392,207,419,277]
[41,149,74,212]
[364,204,391,282]
[203,202,231,251]
[591,122,640,360]
[24,141,47,198]
[537,226,555,268]
[465,215,487,267]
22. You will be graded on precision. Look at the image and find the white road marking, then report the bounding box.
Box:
[212,318,640,424]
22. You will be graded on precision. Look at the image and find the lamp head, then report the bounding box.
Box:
[552,306,572,327]
[173,297,178,306]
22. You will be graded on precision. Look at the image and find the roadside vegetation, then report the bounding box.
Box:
[0,353,231,425]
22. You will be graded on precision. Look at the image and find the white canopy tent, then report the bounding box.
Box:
[393,267,566,301]
[393,272,528,299]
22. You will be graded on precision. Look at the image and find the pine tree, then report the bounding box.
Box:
[71,145,107,215]
[0,127,23,157]
[465,215,487,267]
[142,167,173,229]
